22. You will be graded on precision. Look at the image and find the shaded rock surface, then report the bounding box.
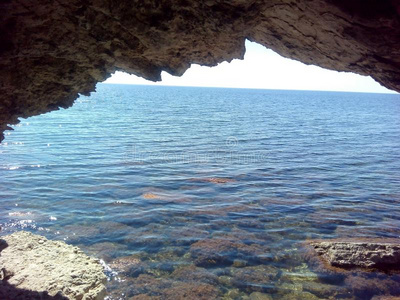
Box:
[0,231,106,300]
[1,0,400,141]
[308,238,400,271]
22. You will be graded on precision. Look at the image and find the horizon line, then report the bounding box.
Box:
[100,82,399,95]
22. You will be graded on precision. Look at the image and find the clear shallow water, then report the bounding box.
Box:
[1,85,400,299]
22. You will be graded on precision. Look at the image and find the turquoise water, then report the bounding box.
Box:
[1,84,400,299]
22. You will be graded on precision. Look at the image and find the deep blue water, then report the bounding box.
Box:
[1,84,400,299]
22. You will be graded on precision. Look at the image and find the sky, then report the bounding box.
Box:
[105,40,396,94]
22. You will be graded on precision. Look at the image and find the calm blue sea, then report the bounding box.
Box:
[1,84,400,299]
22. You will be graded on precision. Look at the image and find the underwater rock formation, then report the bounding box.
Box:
[0,231,106,300]
[307,238,400,271]
[1,0,400,141]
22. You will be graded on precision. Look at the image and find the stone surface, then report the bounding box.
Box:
[0,231,106,300]
[231,265,279,293]
[307,238,400,271]
[190,237,269,267]
[1,0,400,141]
[249,291,273,300]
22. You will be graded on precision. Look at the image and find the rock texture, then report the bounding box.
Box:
[0,231,106,300]
[1,0,400,141]
[308,238,400,272]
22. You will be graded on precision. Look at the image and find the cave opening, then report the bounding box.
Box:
[1,0,400,297]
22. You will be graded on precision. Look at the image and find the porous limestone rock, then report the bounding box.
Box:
[0,231,106,300]
[308,238,400,271]
[1,0,400,141]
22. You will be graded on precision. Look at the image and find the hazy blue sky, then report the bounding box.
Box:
[105,40,396,94]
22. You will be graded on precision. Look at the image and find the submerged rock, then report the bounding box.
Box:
[231,265,279,293]
[0,231,106,300]
[190,237,269,267]
[307,238,400,272]
[171,265,218,285]
[162,282,221,300]
[280,291,320,300]
[249,291,273,300]
[108,254,143,276]
[344,272,400,299]
[194,178,236,184]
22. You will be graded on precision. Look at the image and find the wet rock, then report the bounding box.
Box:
[307,238,400,271]
[162,282,221,300]
[190,238,240,267]
[171,265,218,285]
[110,271,222,299]
[277,276,337,299]
[0,231,106,300]
[249,291,273,300]
[280,291,320,300]
[278,264,318,284]
[127,274,172,297]
[232,259,248,268]
[231,265,279,293]
[278,282,303,294]
[190,235,270,267]
[218,275,233,286]
[130,295,161,300]
[142,193,162,199]
[192,178,236,184]
[301,281,350,299]
[140,190,192,204]
[222,288,243,299]
[344,273,400,299]
[108,255,143,276]
[148,248,186,264]
[190,237,267,267]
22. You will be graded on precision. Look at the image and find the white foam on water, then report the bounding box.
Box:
[8,211,32,217]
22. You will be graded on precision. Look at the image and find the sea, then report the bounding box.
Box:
[1,84,400,299]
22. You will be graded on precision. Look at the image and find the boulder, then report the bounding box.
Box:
[0,231,106,300]
[307,238,400,271]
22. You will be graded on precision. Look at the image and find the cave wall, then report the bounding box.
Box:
[1,0,400,141]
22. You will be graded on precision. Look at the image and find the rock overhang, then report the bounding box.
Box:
[1,0,400,141]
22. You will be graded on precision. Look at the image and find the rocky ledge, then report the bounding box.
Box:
[0,231,106,300]
[307,238,400,272]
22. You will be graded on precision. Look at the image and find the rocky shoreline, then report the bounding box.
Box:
[0,231,106,300]
[306,238,400,272]
[1,230,400,299]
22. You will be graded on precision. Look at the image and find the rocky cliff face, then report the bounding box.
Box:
[1,0,400,141]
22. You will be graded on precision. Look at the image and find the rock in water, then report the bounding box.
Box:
[0,231,106,300]
[308,238,400,271]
